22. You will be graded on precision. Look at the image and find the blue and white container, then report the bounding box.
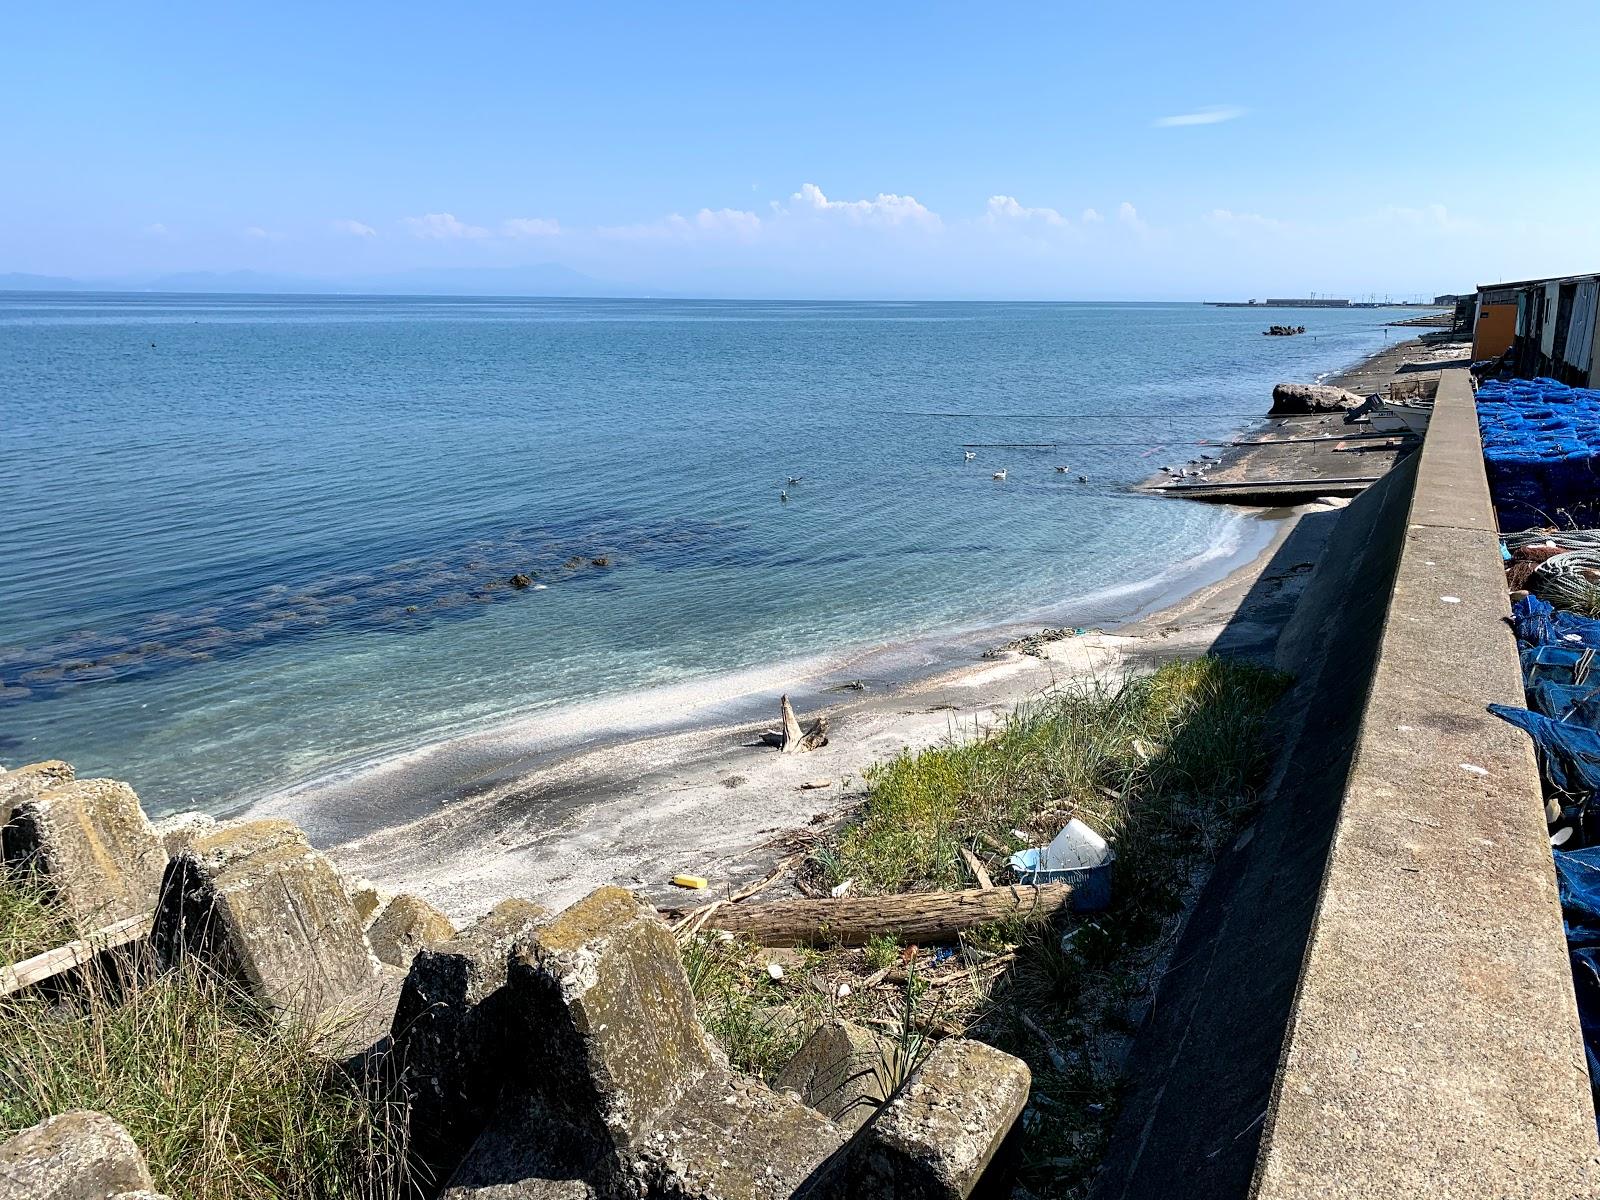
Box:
[1008,819,1115,912]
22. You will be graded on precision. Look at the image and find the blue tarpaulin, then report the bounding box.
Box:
[1552,848,1600,1114]
[1523,644,1589,685]
[1478,379,1600,531]
[1532,682,1600,729]
[1489,704,1600,794]
[1510,594,1600,651]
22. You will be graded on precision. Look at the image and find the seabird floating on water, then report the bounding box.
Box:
[964,451,976,461]
[993,469,1007,481]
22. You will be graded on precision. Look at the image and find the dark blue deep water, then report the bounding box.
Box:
[0,294,1411,813]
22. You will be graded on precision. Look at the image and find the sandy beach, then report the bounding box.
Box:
[248,497,1344,920]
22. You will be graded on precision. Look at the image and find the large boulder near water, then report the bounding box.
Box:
[1269,382,1367,415]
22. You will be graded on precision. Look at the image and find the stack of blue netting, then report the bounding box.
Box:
[1478,378,1600,531]
[1492,596,1600,1122]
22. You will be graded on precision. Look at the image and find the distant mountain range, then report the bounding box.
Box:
[0,263,632,298]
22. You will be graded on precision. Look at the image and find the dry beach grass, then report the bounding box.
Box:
[0,897,415,1200]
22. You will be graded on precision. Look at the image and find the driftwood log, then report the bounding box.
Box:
[703,883,1072,947]
[760,695,829,753]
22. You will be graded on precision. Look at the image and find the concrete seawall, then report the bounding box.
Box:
[1095,369,1599,1198]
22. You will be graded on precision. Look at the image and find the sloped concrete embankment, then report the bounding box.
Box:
[1093,369,1599,1199]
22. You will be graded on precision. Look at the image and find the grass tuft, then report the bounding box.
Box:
[0,881,413,1200]
[836,657,1289,895]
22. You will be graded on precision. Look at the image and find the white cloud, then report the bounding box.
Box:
[598,207,762,242]
[1081,208,1104,224]
[788,183,940,228]
[401,212,491,240]
[502,217,561,238]
[332,219,378,238]
[1373,203,1478,235]
[985,195,1067,226]
[244,226,286,241]
[694,207,761,238]
[141,222,172,239]
[1118,202,1148,232]
[1153,105,1246,128]
[1206,208,1288,233]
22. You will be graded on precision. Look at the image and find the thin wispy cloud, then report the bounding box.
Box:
[1152,105,1246,128]
[332,219,378,238]
[401,212,490,240]
[502,217,561,238]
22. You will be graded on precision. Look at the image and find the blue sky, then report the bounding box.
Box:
[4,1,1597,299]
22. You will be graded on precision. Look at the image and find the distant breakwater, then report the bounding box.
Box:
[0,514,733,706]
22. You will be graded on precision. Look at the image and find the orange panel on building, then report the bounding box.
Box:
[1474,302,1517,359]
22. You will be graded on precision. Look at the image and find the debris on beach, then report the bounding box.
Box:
[671,874,708,890]
[800,779,833,790]
[987,626,1096,659]
[760,695,829,753]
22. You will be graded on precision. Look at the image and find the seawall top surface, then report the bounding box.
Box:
[1251,370,1600,1198]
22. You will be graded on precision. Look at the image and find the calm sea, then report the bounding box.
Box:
[1,294,1410,816]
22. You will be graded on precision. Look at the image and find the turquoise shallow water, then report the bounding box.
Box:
[0,294,1410,815]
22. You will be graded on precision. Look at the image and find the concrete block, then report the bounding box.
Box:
[346,878,389,928]
[149,811,215,858]
[3,779,166,927]
[635,1073,851,1199]
[775,1019,894,1131]
[506,886,720,1153]
[367,892,457,968]
[152,819,378,1018]
[442,1108,604,1199]
[0,1109,154,1200]
[851,1039,1030,1199]
[0,759,74,811]
[391,898,549,1175]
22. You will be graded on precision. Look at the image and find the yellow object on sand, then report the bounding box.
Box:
[671,874,708,890]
